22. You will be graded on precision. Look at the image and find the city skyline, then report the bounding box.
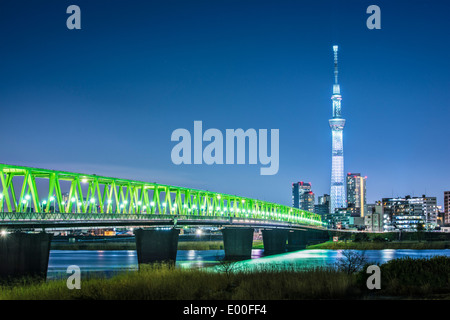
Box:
[1,0,449,208]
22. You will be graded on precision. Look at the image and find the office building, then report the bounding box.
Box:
[381,195,438,231]
[315,194,330,217]
[346,173,367,217]
[292,182,315,212]
[445,191,450,225]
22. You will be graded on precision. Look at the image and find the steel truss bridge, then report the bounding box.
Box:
[0,164,322,230]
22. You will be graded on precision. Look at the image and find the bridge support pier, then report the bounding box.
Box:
[262,229,288,255]
[221,228,254,260]
[134,228,180,266]
[307,229,330,245]
[287,230,308,251]
[0,232,52,281]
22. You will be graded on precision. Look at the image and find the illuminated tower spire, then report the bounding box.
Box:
[334,45,339,86]
[329,45,346,215]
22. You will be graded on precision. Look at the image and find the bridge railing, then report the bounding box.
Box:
[0,164,322,227]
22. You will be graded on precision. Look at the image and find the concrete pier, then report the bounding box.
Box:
[287,230,308,251]
[221,228,254,260]
[262,229,288,255]
[134,228,180,265]
[307,229,330,245]
[0,232,53,281]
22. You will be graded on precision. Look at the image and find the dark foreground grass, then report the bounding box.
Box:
[376,256,450,297]
[1,256,449,300]
[0,265,357,300]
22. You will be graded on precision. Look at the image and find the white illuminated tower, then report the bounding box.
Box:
[329,45,346,214]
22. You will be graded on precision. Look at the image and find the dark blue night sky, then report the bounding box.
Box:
[1,0,449,206]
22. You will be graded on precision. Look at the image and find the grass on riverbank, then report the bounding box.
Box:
[0,264,358,300]
[1,256,449,300]
[307,240,450,250]
[376,256,450,297]
[51,240,266,251]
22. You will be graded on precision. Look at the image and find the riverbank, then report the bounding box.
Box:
[306,241,450,250]
[50,239,450,251]
[50,240,265,251]
[1,256,449,300]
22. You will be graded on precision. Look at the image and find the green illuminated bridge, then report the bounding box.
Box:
[0,164,322,230]
[0,164,330,279]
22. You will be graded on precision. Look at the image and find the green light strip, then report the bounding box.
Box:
[0,164,322,227]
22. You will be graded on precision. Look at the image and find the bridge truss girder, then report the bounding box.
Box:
[0,164,322,227]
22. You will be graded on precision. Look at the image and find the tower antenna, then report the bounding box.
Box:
[333,45,339,84]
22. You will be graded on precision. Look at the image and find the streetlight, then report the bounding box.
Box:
[22,199,27,212]
[24,195,31,213]
[50,196,55,212]
[90,198,96,213]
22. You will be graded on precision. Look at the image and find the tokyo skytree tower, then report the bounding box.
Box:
[329,45,346,214]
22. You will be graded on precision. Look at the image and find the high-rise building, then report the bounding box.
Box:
[382,197,416,232]
[318,194,331,207]
[346,173,367,217]
[408,196,438,229]
[381,195,438,231]
[445,191,450,225]
[292,182,315,212]
[303,191,315,213]
[292,182,311,208]
[329,45,346,214]
[315,194,330,217]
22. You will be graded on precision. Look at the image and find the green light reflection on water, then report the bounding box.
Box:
[191,249,340,273]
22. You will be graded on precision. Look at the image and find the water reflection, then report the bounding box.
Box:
[381,249,396,261]
[47,248,450,280]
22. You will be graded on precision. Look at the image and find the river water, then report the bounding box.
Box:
[47,248,450,280]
